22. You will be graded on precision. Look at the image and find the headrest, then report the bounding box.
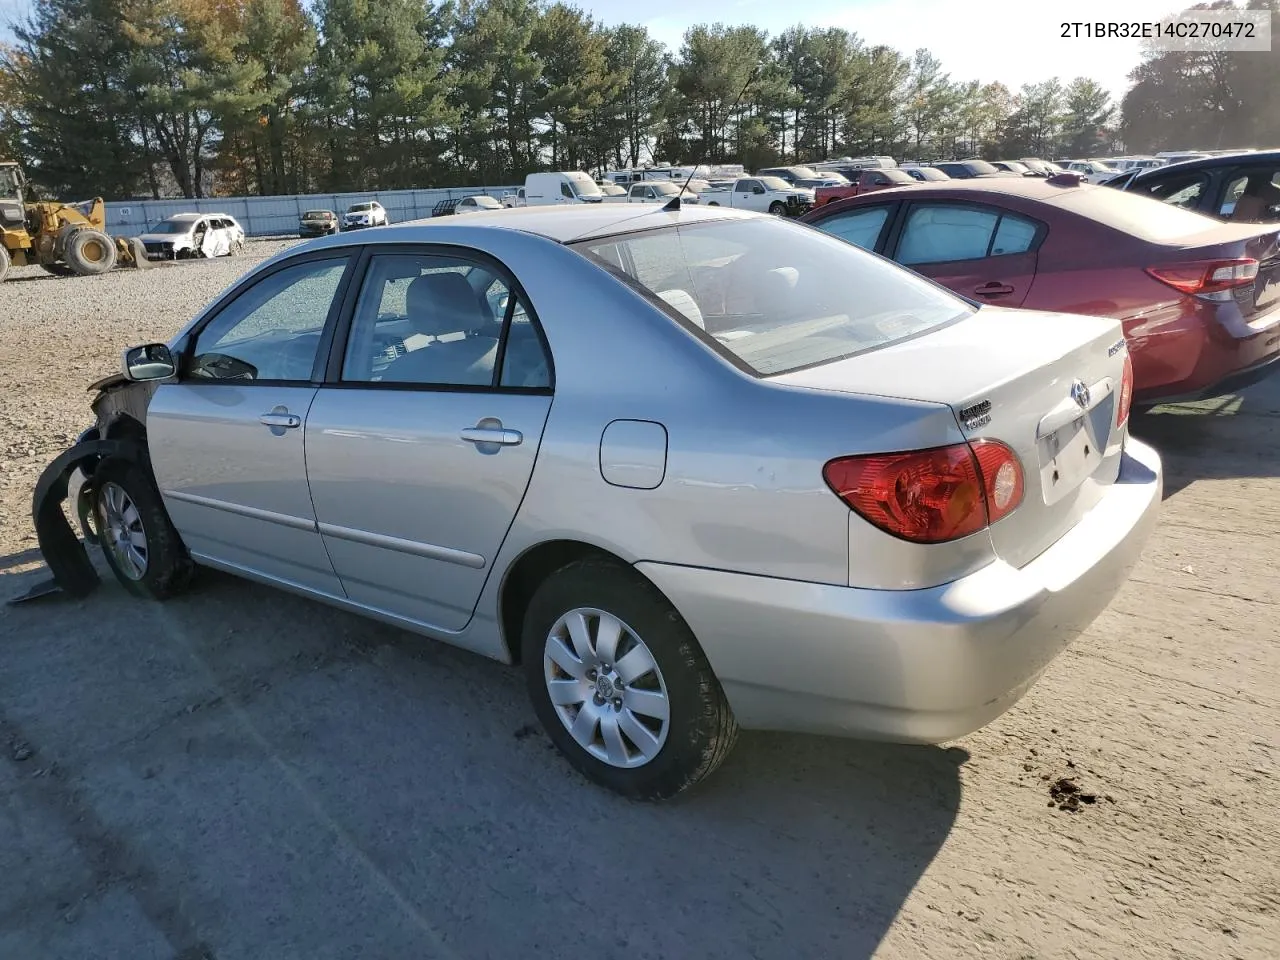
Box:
[406,272,487,337]
[657,289,705,329]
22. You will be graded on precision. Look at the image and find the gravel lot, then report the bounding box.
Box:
[1,240,1277,959]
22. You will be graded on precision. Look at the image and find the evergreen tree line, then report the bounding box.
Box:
[0,0,1276,201]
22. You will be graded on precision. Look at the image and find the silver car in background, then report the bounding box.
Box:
[36,205,1162,799]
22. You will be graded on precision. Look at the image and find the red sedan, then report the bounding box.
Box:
[800,176,1280,406]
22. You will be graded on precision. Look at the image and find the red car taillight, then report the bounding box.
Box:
[822,440,1024,544]
[1116,352,1134,428]
[1145,257,1258,297]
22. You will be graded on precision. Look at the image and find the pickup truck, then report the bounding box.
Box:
[813,168,919,206]
[701,176,814,215]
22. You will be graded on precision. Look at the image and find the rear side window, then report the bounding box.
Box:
[572,218,972,376]
[1051,185,1220,240]
[899,205,998,264]
[1138,172,1209,210]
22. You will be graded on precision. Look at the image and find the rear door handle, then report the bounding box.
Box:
[974,282,1016,297]
[460,427,523,446]
[259,412,301,429]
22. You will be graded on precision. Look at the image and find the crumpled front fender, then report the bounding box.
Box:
[31,432,138,597]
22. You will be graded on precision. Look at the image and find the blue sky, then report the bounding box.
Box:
[1,0,1202,103]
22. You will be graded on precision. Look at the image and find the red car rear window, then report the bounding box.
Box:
[1050,187,1221,241]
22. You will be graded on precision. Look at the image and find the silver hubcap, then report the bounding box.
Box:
[98,482,148,580]
[543,608,670,768]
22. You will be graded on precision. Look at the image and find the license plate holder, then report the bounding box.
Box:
[1038,415,1102,505]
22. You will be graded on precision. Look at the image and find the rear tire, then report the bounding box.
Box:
[521,559,738,799]
[92,458,193,600]
[64,229,118,276]
[0,245,9,283]
[707,201,720,207]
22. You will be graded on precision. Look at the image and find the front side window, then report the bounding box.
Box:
[341,253,550,389]
[572,218,972,376]
[1220,168,1280,221]
[188,258,348,382]
[814,206,890,251]
[560,182,574,199]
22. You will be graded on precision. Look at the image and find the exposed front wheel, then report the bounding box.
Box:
[64,229,118,275]
[93,459,193,600]
[522,560,738,799]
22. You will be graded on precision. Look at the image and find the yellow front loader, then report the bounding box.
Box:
[0,161,150,282]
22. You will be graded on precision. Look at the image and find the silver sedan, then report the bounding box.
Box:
[37,204,1162,799]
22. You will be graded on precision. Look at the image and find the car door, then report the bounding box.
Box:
[304,248,554,632]
[736,179,765,211]
[888,201,1041,307]
[146,252,357,594]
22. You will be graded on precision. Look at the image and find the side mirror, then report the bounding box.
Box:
[123,343,177,381]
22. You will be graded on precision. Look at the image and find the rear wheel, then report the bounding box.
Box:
[706,201,720,207]
[522,559,738,799]
[0,245,9,283]
[65,229,118,276]
[93,458,193,600]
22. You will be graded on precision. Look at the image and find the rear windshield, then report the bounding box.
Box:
[1051,186,1221,241]
[571,218,973,376]
[965,160,1000,175]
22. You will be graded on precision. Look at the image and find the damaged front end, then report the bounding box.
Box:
[25,374,159,600]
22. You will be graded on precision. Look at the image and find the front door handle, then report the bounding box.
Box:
[259,412,301,429]
[974,282,1016,297]
[461,426,523,446]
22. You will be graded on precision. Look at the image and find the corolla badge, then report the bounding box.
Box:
[1070,379,1091,409]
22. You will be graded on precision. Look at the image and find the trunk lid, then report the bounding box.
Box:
[773,305,1129,569]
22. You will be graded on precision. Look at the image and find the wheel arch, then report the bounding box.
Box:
[498,539,660,665]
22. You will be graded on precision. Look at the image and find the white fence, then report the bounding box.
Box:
[105,185,521,238]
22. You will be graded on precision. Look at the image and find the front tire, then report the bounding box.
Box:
[768,201,786,216]
[93,458,193,600]
[64,229,118,275]
[522,559,738,799]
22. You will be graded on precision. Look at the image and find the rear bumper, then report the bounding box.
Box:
[1130,300,1280,405]
[638,438,1162,743]
[1137,348,1280,407]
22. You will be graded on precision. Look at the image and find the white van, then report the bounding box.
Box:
[523,171,605,205]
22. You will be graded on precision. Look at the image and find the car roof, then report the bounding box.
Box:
[1135,148,1280,178]
[164,213,203,222]
[804,177,1121,217]
[324,203,759,244]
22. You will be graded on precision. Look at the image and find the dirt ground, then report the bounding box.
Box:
[1,243,1277,959]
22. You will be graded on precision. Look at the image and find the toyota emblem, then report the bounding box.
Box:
[1070,379,1091,409]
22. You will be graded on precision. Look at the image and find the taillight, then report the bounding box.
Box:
[1116,352,1134,428]
[822,440,1024,544]
[1145,258,1258,297]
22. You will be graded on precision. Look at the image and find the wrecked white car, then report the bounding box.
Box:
[139,214,246,261]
